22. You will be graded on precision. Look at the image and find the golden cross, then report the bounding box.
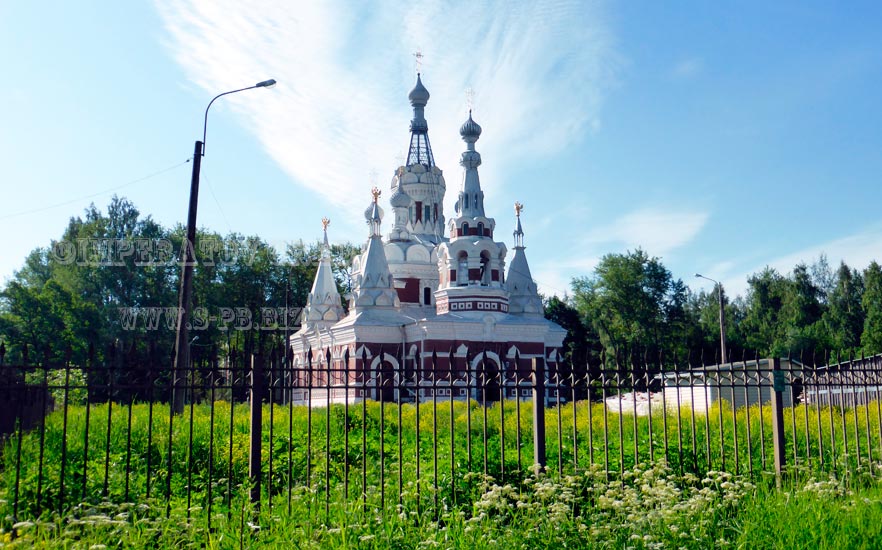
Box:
[321,217,330,230]
[514,201,524,217]
[466,87,475,113]
[371,187,381,202]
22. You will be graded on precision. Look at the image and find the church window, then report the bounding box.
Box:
[477,222,484,236]
[464,194,469,209]
[461,222,469,236]
[457,251,468,286]
[424,287,431,305]
[424,205,431,222]
[433,203,438,220]
[415,201,423,222]
[480,251,491,285]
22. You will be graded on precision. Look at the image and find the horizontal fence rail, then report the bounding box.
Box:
[2,349,882,528]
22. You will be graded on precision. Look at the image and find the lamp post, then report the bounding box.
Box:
[695,273,728,365]
[172,79,277,414]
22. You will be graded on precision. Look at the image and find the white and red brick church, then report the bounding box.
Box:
[289,74,566,403]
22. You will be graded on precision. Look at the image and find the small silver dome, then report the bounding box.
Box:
[390,187,411,208]
[460,111,482,142]
[408,74,430,106]
[364,201,384,221]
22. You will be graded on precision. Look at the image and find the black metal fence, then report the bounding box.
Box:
[2,349,882,527]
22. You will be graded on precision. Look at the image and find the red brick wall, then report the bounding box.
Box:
[396,278,421,303]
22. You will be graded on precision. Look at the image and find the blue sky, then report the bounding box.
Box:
[1,1,880,298]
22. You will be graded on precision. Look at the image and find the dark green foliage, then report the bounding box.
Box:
[862,262,882,354]
[0,196,357,377]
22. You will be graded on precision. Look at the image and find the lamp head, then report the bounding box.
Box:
[256,79,277,88]
[694,273,703,278]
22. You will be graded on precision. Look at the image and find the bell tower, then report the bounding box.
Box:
[435,111,509,315]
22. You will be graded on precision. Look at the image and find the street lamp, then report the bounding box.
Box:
[172,79,277,414]
[695,273,728,365]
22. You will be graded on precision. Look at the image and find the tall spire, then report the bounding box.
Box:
[455,110,485,218]
[507,203,543,316]
[393,71,446,243]
[406,74,435,167]
[302,217,344,328]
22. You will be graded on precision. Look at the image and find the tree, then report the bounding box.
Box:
[823,262,864,351]
[742,267,787,355]
[571,249,681,364]
[543,295,600,366]
[862,261,882,355]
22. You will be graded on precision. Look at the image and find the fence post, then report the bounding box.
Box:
[770,357,786,486]
[249,353,264,507]
[532,357,546,469]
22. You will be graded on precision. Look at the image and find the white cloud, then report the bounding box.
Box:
[154,0,617,234]
[709,225,882,298]
[583,207,709,257]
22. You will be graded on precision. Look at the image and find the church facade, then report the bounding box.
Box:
[289,75,566,403]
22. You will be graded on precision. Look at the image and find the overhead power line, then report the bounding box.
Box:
[0,158,191,222]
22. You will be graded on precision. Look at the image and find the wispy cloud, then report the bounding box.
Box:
[706,225,882,298]
[583,207,709,257]
[530,206,709,297]
[672,57,703,79]
[154,0,617,231]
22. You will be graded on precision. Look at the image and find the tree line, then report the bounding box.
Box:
[546,249,882,367]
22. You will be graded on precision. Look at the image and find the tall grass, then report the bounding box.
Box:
[4,463,882,549]
[4,397,882,524]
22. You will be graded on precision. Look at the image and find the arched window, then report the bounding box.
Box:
[461,222,469,236]
[464,194,469,209]
[424,287,431,305]
[480,251,491,286]
[457,251,469,286]
[477,222,484,236]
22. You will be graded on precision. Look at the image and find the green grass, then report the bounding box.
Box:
[4,398,882,547]
[4,464,882,548]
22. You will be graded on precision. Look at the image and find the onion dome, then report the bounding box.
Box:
[364,201,384,222]
[364,187,382,218]
[408,73,430,107]
[390,187,411,208]
[364,203,377,220]
[460,110,482,143]
[364,187,383,237]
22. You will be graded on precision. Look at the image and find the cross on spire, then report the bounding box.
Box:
[466,87,475,113]
[413,48,424,74]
